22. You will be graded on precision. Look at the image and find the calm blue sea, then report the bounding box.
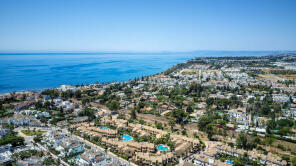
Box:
[0,51,279,93]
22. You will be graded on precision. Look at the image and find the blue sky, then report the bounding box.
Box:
[0,0,295,52]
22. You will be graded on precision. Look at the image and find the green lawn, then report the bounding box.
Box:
[21,130,46,136]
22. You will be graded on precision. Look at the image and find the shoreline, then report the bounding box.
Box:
[1,51,294,95]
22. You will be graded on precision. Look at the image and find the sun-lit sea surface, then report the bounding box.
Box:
[0,51,279,93]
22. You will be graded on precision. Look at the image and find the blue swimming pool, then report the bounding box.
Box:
[157,144,169,151]
[226,160,233,165]
[99,126,109,130]
[122,135,133,141]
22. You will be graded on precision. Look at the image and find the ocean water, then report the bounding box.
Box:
[0,51,278,93]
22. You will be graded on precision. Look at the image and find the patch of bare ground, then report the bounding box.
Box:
[277,74,296,80]
[273,139,296,153]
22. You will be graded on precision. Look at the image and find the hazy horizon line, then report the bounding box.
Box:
[0,49,295,55]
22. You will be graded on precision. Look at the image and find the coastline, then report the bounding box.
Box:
[1,51,293,94]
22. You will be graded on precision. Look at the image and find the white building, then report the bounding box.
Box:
[60,85,77,92]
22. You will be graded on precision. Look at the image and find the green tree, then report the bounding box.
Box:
[291,156,296,166]
[171,109,186,124]
[266,120,276,134]
[41,89,59,99]
[236,132,248,149]
[265,136,275,148]
[155,122,163,129]
[197,115,212,130]
[130,109,137,119]
[35,100,43,109]
[79,107,95,121]
[169,118,175,132]
[94,117,101,126]
[136,102,145,113]
[43,157,56,165]
[74,90,82,98]
[279,126,291,136]
[124,88,132,95]
[33,134,42,143]
[186,105,194,114]
[107,100,120,111]
[205,124,214,140]
[206,97,215,106]
[82,97,90,106]
[0,136,24,146]
[43,101,51,109]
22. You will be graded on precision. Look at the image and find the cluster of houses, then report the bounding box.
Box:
[0,143,44,165]
[0,114,44,127]
[43,130,85,158]
[20,109,51,118]
[52,98,80,112]
[76,149,123,166]
[0,91,37,102]
[0,125,9,138]
[71,122,173,165]
[14,100,36,111]
[0,144,12,164]
[70,115,201,165]
[169,64,296,137]
[192,142,287,166]
[42,130,127,166]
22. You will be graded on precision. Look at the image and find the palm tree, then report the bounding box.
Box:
[169,118,175,132]
[229,142,234,157]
